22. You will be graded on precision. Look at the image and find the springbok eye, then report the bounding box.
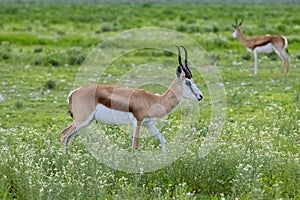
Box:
[185,80,192,86]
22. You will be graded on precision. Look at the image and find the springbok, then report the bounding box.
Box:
[232,19,290,75]
[61,46,203,155]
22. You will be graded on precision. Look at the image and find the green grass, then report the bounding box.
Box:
[0,3,300,200]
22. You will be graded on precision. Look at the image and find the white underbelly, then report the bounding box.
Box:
[94,104,134,125]
[254,43,274,53]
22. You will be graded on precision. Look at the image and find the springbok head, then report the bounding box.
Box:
[176,46,203,101]
[232,18,244,38]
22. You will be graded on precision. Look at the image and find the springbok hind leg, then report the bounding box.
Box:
[64,111,96,149]
[61,124,76,149]
[275,48,290,75]
[282,50,290,74]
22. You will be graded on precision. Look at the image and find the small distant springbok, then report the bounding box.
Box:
[61,46,203,155]
[232,19,290,75]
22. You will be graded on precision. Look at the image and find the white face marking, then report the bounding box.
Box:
[95,104,134,125]
[232,30,237,38]
[254,43,274,53]
[182,78,203,101]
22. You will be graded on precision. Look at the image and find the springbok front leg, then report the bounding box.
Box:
[145,124,167,155]
[131,118,142,150]
[253,50,258,75]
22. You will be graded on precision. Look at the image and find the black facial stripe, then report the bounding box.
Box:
[185,80,191,86]
[189,85,198,97]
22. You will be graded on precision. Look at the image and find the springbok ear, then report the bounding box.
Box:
[176,66,181,78]
[176,66,185,80]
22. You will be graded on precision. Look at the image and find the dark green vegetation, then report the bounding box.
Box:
[0,3,299,199]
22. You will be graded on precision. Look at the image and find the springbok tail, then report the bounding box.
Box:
[281,36,290,62]
[283,36,288,50]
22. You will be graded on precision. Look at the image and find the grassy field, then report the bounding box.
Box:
[0,2,299,199]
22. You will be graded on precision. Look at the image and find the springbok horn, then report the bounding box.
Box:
[239,17,244,26]
[232,18,238,28]
[176,45,183,67]
[180,46,192,78]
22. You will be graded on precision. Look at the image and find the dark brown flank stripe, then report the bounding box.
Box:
[250,40,271,50]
